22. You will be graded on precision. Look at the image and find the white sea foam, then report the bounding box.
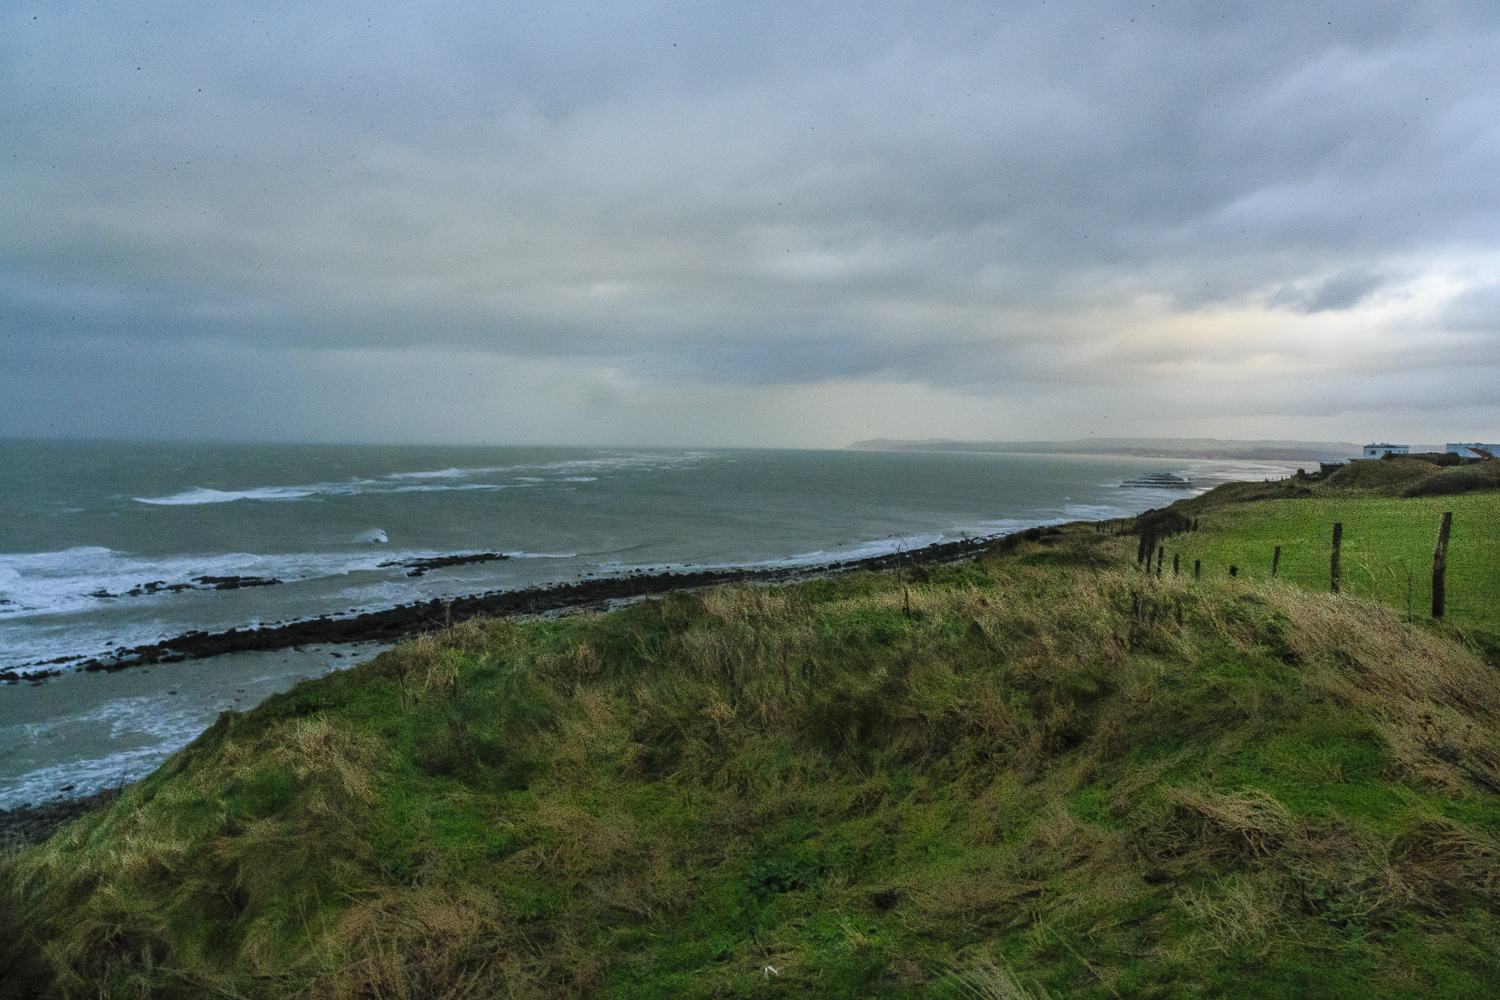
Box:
[758,531,949,568]
[134,485,349,505]
[132,481,511,505]
[385,483,507,494]
[129,453,715,506]
[591,531,954,576]
[383,467,473,480]
[0,545,529,671]
[0,546,469,624]
[1,746,182,811]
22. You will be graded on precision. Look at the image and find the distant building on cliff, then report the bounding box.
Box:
[1362,443,1409,458]
[1447,443,1499,459]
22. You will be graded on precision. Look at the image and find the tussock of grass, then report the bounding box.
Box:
[4,530,1500,998]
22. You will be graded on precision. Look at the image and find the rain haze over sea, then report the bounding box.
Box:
[1,441,1301,807]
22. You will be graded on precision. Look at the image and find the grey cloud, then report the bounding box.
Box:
[1269,269,1392,313]
[4,0,1500,441]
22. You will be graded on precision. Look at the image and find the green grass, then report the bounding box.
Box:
[3,526,1500,999]
[1160,493,1500,630]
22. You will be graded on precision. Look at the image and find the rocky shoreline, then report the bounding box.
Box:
[3,535,997,685]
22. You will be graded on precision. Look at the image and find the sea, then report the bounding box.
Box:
[0,441,1301,808]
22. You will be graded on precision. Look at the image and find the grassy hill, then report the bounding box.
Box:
[4,516,1499,998]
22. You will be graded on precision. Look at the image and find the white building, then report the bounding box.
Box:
[1446,443,1499,459]
[1362,443,1409,458]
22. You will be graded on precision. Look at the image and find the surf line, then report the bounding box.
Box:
[5,535,998,683]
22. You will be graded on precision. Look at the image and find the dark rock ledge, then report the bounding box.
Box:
[377,552,510,577]
[88,575,283,600]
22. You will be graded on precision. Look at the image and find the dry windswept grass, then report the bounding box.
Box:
[4,526,1499,999]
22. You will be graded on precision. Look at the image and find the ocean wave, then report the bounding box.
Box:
[382,467,474,480]
[135,483,367,505]
[0,546,492,623]
[132,481,511,505]
[759,532,949,568]
[384,483,507,494]
[129,452,717,506]
[592,532,953,576]
[505,452,715,475]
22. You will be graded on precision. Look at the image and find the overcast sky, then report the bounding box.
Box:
[4,0,1499,447]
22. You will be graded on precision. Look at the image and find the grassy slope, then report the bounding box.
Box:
[4,529,1500,999]
[1159,493,1500,630]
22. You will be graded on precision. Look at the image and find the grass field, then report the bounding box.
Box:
[4,527,1500,999]
[1159,493,1500,632]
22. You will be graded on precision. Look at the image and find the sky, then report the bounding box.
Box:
[3,0,1499,448]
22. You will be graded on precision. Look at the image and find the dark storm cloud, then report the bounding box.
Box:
[3,0,1499,441]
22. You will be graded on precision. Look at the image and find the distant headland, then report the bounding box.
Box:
[847,436,1371,462]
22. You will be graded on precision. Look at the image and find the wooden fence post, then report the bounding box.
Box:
[1331,523,1342,594]
[1432,512,1452,618]
[1272,545,1281,579]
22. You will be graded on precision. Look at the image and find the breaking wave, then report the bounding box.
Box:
[129,452,708,506]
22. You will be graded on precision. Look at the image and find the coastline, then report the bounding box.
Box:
[4,533,996,685]
[0,531,1007,839]
[4,448,1295,684]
